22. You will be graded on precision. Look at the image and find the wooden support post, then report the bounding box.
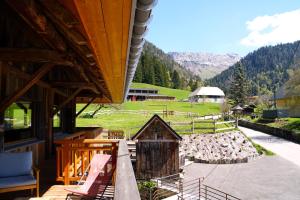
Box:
[76,97,95,117]
[60,99,76,134]
[53,87,82,116]
[63,143,70,185]
[45,88,54,157]
[0,121,4,153]
[0,63,54,113]
[112,143,117,171]
[0,62,6,152]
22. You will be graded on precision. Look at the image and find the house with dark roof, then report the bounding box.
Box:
[127,88,175,101]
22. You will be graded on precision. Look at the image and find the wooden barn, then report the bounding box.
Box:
[132,114,182,179]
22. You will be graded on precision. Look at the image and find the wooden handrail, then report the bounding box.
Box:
[55,139,120,144]
[114,140,140,200]
[55,128,103,142]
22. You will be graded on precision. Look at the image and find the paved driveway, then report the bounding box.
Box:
[184,156,300,200]
[239,126,300,167]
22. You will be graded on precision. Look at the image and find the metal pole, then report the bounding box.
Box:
[213,120,216,134]
[199,178,201,199]
[179,179,183,199]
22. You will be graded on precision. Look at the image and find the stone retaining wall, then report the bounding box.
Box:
[238,120,300,144]
[180,131,259,164]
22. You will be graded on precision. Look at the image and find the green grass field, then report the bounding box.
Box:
[251,117,300,133]
[131,82,190,100]
[76,100,222,136]
[5,83,222,136]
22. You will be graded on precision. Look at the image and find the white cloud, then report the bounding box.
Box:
[241,9,300,47]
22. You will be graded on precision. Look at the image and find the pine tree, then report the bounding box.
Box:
[229,62,248,105]
[153,58,164,86]
[133,61,143,82]
[172,70,181,89]
[188,78,194,91]
[142,53,155,84]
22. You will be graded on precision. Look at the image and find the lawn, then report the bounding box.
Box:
[76,101,222,136]
[130,82,190,100]
[266,118,300,132]
[77,101,220,115]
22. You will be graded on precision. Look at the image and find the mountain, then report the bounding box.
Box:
[168,52,240,80]
[133,41,201,90]
[142,41,195,78]
[207,41,300,96]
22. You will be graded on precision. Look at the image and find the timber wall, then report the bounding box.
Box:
[136,141,179,179]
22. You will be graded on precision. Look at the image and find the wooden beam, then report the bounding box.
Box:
[39,1,110,98]
[75,97,96,118]
[51,82,94,88]
[0,63,54,113]
[53,88,83,116]
[16,102,27,111]
[6,64,67,98]
[0,48,73,66]
[6,0,67,51]
[40,0,88,47]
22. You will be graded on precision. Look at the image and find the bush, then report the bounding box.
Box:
[80,113,94,118]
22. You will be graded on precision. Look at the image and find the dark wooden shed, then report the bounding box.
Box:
[132,114,182,179]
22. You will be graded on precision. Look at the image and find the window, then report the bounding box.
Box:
[4,103,31,131]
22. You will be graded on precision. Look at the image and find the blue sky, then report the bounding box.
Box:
[145,0,300,56]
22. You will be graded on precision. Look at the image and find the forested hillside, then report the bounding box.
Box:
[208,41,300,95]
[133,41,202,90]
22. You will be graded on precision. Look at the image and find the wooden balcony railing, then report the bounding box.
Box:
[55,139,119,185]
[114,140,141,200]
[62,127,103,140]
[55,136,141,199]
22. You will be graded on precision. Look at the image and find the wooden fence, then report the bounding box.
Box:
[169,119,237,134]
[80,109,222,119]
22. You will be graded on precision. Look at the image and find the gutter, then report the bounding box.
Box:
[123,0,157,101]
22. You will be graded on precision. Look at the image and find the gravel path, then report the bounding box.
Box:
[239,126,300,167]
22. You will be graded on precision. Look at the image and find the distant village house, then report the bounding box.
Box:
[275,86,300,117]
[127,88,175,101]
[189,87,225,103]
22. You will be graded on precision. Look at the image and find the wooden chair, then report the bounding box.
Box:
[0,151,39,197]
[65,154,112,199]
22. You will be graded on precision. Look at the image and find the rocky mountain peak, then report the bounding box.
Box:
[168,52,240,80]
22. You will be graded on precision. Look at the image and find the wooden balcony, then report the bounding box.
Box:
[0,129,140,200]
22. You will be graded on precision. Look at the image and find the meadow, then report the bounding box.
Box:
[76,101,222,137]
